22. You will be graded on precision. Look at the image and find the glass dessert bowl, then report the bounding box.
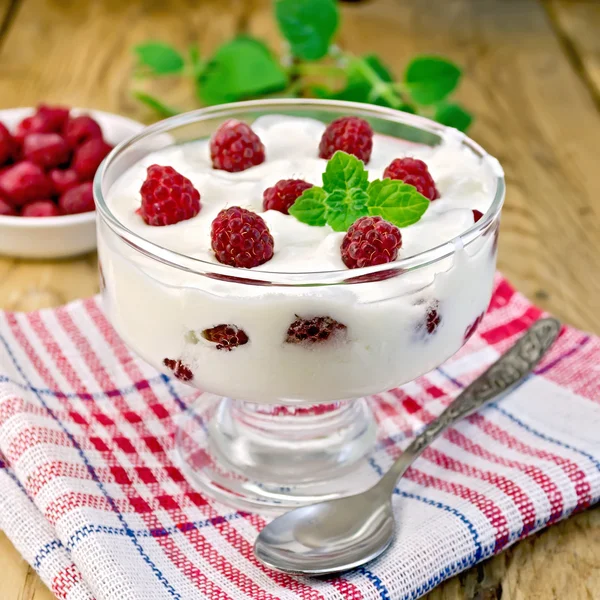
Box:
[95,99,504,512]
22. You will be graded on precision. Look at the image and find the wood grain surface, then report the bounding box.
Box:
[0,0,598,598]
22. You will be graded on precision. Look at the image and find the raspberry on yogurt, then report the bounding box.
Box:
[383,157,440,201]
[341,216,402,269]
[263,179,313,214]
[139,165,201,226]
[210,120,265,172]
[319,116,373,163]
[211,207,274,268]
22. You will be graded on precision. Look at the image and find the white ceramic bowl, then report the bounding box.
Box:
[0,108,145,259]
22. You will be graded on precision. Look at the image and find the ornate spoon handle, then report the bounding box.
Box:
[379,317,561,493]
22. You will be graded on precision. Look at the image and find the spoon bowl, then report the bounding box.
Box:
[254,491,395,575]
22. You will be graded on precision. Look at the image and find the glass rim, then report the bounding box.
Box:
[94,98,505,286]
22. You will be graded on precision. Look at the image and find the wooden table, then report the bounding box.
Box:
[0,0,599,598]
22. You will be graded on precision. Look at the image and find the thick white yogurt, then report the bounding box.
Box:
[99,115,502,403]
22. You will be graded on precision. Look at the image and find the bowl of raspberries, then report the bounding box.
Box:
[0,105,144,258]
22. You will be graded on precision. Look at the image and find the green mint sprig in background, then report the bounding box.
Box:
[289,151,430,232]
[131,0,472,132]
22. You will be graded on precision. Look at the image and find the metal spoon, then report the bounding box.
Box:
[254,317,561,576]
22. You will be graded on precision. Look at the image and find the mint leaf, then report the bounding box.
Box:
[198,36,288,104]
[325,188,369,232]
[435,102,473,132]
[404,56,462,105]
[322,151,369,193]
[132,91,180,117]
[134,42,185,75]
[288,187,327,226]
[275,0,339,61]
[367,179,430,227]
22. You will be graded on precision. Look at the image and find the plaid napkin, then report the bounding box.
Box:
[0,275,598,600]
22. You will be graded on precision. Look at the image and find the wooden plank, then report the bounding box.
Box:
[0,0,16,31]
[0,253,99,310]
[249,0,600,335]
[0,0,244,117]
[0,533,54,600]
[545,0,600,101]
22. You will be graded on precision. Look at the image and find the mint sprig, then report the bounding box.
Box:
[367,179,430,227]
[287,187,327,226]
[289,151,429,231]
[130,1,472,132]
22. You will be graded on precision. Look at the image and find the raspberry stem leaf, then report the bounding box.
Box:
[275,0,339,61]
[434,102,473,133]
[134,42,185,76]
[132,92,180,118]
[404,56,462,105]
[198,36,289,105]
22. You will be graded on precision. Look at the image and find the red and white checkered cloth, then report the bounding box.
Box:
[0,275,598,600]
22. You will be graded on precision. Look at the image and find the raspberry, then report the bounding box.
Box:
[211,207,274,268]
[464,312,484,342]
[415,301,442,337]
[23,133,71,169]
[22,200,60,217]
[50,168,79,195]
[210,119,265,172]
[59,182,95,215]
[163,358,193,382]
[0,123,16,165]
[202,324,249,351]
[14,105,69,142]
[139,165,201,226]
[473,209,483,223]
[36,105,70,132]
[318,117,373,163]
[341,216,402,269]
[0,196,16,216]
[425,304,441,334]
[383,157,440,201]
[0,161,52,206]
[64,115,103,147]
[263,179,313,214]
[286,316,347,344]
[73,138,113,181]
